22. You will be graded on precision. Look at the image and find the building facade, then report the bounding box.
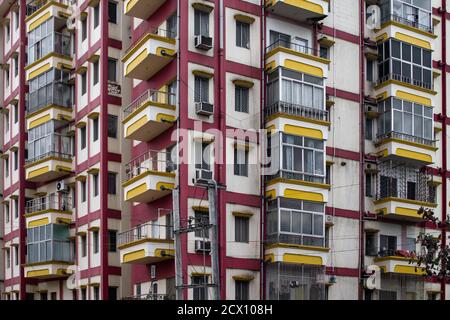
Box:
[0,0,449,300]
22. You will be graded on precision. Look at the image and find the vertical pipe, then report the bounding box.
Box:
[260,0,266,300]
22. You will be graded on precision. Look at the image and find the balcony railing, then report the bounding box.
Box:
[265,101,328,122]
[377,73,433,90]
[26,240,73,264]
[118,223,173,246]
[122,294,174,301]
[381,14,433,34]
[26,0,72,16]
[266,170,325,184]
[376,160,431,202]
[123,89,176,118]
[266,39,321,58]
[377,131,435,147]
[28,32,72,64]
[26,81,73,115]
[26,193,72,214]
[26,133,73,164]
[124,150,175,181]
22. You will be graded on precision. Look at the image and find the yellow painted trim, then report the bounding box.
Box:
[155,248,175,257]
[375,79,437,96]
[28,114,51,129]
[126,115,148,137]
[284,124,323,140]
[123,249,145,263]
[266,113,331,128]
[191,2,214,13]
[192,70,214,79]
[394,265,426,275]
[380,20,437,39]
[26,269,49,278]
[125,49,148,76]
[156,182,175,191]
[396,90,432,106]
[24,156,72,169]
[396,148,433,163]
[395,206,423,218]
[27,166,50,179]
[122,170,176,188]
[233,79,254,88]
[284,59,324,78]
[284,189,324,202]
[28,12,51,32]
[232,275,255,281]
[374,197,437,208]
[122,33,176,63]
[232,211,253,218]
[283,253,323,266]
[267,46,330,65]
[27,63,52,81]
[156,47,176,57]
[377,137,437,151]
[394,32,431,49]
[192,206,209,213]
[28,217,50,228]
[265,189,276,199]
[156,113,176,123]
[266,243,330,253]
[234,14,255,24]
[126,183,147,201]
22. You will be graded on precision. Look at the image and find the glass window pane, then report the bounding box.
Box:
[302,212,312,235]
[280,210,291,232]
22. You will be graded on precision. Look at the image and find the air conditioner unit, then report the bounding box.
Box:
[195,240,211,253]
[195,102,214,116]
[196,169,213,183]
[194,35,213,51]
[56,180,67,193]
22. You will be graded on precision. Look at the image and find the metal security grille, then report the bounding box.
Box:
[376,160,431,202]
[265,263,326,300]
[379,273,425,300]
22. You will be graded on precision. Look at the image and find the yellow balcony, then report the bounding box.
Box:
[374,13,436,42]
[123,150,175,203]
[374,197,436,222]
[123,90,176,142]
[118,223,174,264]
[24,261,73,279]
[25,1,72,33]
[25,149,73,183]
[122,30,176,81]
[25,194,73,228]
[266,40,330,79]
[374,255,425,276]
[264,243,329,266]
[265,0,329,23]
[124,0,167,20]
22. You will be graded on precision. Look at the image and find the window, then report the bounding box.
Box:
[428,185,437,203]
[5,112,9,132]
[81,72,87,95]
[366,60,374,82]
[93,230,99,254]
[14,11,19,30]
[81,180,87,203]
[406,237,416,253]
[14,246,19,266]
[107,114,118,138]
[81,288,87,300]
[379,234,397,256]
[194,76,209,103]
[5,23,10,43]
[235,86,249,113]
[14,104,18,123]
[50,292,57,300]
[26,224,71,264]
[80,126,87,150]
[40,292,48,300]
[6,68,10,87]
[194,211,209,239]
[81,17,87,41]
[5,204,10,223]
[93,173,99,197]
[13,150,18,171]
[107,172,117,195]
[269,30,290,48]
[377,39,432,89]
[379,0,432,33]
[192,276,208,300]
[234,143,249,177]
[320,46,329,59]
[93,117,99,141]
[194,9,209,37]
[108,287,117,300]
[81,234,87,257]
[266,68,325,111]
[5,158,9,177]
[14,198,18,219]
[281,133,325,183]
[236,21,250,49]
[107,58,117,82]
[108,230,117,252]
[235,216,249,243]
[108,1,117,24]
[168,80,177,105]
[365,118,373,140]
[93,60,99,85]
[93,4,100,28]
[235,281,249,300]
[166,13,178,38]
[6,248,10,269]
[93,286,100,300]
[365,233,378,256]
[14,56,18,77]
[365,173,373,197]
[325,165,331,185]
[377,97,433,143]
[195,142,211,171]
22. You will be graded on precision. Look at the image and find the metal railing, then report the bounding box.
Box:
[26,0,72,16]
[123,89,176,118]
[124,150,174,181]
[122,294,173,301]
[26,81,73,115]
[266,39,320,57]
[28,32,72,64]
[266,170,325,184]
[265,101,328,122]
[377,131,435,147]
[382,14,433,34]
[26,133,73,164]
[26,193,72,214]
[377,73,433,90]
[26,240,74,264]
[118,223,173,246]
[125,28,176,56]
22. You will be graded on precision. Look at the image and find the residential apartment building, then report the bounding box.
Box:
[0,0,449,300]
